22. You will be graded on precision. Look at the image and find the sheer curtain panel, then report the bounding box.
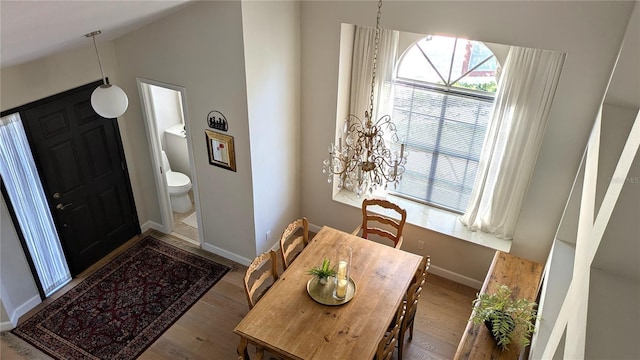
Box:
[349,25,399,121]
[0,113,71,296]
[461,47,566,239]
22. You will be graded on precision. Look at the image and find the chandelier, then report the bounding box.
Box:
[323,0,406,197]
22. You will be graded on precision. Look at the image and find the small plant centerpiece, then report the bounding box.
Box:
[307,258,336,285]
[470,284,538,351]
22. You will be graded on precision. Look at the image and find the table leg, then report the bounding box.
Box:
[237,336,249,360]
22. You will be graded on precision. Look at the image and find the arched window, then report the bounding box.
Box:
[391,35,500,213]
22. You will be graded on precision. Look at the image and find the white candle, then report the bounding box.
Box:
[337,261,347,279]
[336,278,348,298]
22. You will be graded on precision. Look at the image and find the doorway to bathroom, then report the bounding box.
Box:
[137,79,201,245]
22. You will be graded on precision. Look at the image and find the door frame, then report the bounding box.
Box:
[0,79,140,291]
[136,78,203,244]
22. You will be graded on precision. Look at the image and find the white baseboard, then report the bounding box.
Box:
[140,220,165,234]
[202,242,252,267]
[429,264,483,290]
[0,320,15,331]
[2,295,41,330]
[170,232,201,247]
[270,242,281,252]
[309,223,322,234]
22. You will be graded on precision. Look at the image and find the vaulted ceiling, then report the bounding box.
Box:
[0,0,193,68]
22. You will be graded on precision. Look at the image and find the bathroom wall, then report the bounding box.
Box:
[149,85,191,177]
[164,124,190,178]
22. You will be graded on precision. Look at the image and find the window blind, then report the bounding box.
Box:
[0,113,71,297]
[391,82,493,212]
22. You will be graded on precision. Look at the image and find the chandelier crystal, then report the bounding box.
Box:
[323,0,406,197]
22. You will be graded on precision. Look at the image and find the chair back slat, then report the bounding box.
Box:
[397,255,430,360]
[376,301,405,360]
[404,281,424,324]
[358,199,407,249]
[366,213,403,228]
[366,227,398,241]
[279,218,309,269]
[243,250,279,309]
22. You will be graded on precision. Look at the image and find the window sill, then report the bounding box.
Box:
[333,189,512,253]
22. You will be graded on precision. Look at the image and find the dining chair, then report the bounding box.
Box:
[397,256,431,360]
[375,299,406,360]
[352,199,407,249]
[237,349,265,360]
[279,217,309,270]
[243,250,279,309]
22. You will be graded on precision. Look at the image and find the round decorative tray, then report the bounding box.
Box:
[306,277,356,306]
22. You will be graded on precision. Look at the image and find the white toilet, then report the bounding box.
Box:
[161,150,192,213]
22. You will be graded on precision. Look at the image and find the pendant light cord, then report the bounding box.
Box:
[86,31,108,86]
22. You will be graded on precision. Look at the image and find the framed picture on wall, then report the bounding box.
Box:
[205,129,236,172]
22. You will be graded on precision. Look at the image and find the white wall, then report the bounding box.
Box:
[150,85,190,178]
[242,1,302,254]
[591,105,640,281]
[299,0,635,283]
[0,196,40,328]
[150,85,182,150]
[586,269,640,359]
[113,1,257,261]
[605,0,640,109]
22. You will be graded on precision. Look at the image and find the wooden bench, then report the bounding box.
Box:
[454,251,544,360]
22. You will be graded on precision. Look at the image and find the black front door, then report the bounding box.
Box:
[20,81,139,275]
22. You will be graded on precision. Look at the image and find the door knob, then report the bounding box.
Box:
[53,192,61,199]
[56,203,73,211]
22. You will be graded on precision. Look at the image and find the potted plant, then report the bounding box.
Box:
[470,284,538,351]
[307,258,336,285]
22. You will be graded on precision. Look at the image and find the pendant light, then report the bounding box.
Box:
[85,30,128,118]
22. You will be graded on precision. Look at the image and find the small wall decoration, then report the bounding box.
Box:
[207,110,228,132]
[205,129,236,172]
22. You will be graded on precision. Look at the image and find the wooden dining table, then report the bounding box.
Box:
[234,225,424,359]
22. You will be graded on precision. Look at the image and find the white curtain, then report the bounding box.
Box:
[461,47,566,239]
[0,113,71,296]
[349,26,399,121]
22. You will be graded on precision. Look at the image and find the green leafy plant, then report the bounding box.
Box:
[307,258,335,283]
[470,284,538,351]
[455,81,498,93]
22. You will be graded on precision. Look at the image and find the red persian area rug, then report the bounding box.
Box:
[11,235,229,360]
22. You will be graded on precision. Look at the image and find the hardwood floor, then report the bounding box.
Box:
[172,209,200,244]
[0,231,477,360]
[171,190,200,243]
